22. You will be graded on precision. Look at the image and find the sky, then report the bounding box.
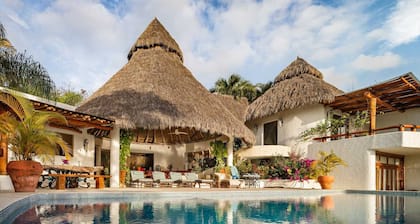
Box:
[1,0,420,95]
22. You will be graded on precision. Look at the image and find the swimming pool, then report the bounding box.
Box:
[2,190,420,223]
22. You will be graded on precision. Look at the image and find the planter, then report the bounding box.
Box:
[7,160,43,192]
[119,170,127,187]
[317,175,334,189]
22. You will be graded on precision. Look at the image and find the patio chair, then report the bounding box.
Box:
[130,170,153,188]
[152,171,174,187]
[184,172,213,188]
[169,172,187,187]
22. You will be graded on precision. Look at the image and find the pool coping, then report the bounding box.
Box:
[1,188,420,223]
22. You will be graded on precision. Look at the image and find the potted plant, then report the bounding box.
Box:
[0,92,70,192]
[350,110,369,134]
[312,150,347,189]
[119,129,132,187]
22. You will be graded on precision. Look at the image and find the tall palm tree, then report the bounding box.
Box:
[210,74,257,102]
[0,91,70,161]
[0,22,56,99]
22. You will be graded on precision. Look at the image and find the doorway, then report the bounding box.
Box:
[376,152,404,190]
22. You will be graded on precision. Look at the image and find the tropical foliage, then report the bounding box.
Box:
[210,140,227,172]
[55,87,87,106]
[312,150,347,177]
[0,92,70,161]
[119,129,133,171]
[0,22,56,99]
[299,111,370,140]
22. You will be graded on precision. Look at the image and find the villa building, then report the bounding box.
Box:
[240,57,420,191]
[1,18,418,192]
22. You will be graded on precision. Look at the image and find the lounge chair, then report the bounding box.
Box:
[152,171,174,187]
[130,170,153,187]
[184,172,213,188]
[169,172,189,187]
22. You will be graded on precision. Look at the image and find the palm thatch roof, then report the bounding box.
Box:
[214,94,248,122]
[77,18,254,145]
[246,57,343,122]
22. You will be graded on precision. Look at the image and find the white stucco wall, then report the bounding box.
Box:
[308,136,377,190]
[244,104,327,158]
[308,132,420,190]
[376,108,420,130]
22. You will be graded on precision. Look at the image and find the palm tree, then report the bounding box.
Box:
[210,74,257,102]
[0,91,70,161]
[256,81,273,97]
[0,22,56,99]
[0,23,14,50]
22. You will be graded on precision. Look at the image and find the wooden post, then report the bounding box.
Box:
[0,134,8,175]
[370,97,376,135]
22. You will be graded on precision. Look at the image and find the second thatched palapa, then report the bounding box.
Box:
[77,18,254,145]
[246,57,343,122]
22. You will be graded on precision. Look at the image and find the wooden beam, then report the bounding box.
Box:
[401,77,420,92]
[369,97,376,135]
[364,91,397,112]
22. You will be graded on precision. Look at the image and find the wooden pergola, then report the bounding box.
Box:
[328,72,420,134]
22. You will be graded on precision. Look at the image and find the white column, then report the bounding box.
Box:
[227,136,234,166]
[110,127,120,188]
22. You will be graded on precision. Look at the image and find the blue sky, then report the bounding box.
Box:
[1,0,419,95]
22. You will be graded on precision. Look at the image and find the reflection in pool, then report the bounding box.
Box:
[8,193,420,223]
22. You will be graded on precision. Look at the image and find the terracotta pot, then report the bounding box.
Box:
[7,160,43,192]
[119,170,127,187]
[317,175,334,189]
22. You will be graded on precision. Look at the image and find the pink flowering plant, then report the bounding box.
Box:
[268,151,316,181]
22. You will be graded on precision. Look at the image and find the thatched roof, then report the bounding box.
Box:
[127,18,183,62]
[246,57,343,122]
[214,94,248,122]
[77,18,254,145]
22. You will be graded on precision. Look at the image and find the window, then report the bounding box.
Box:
[264,121,278,145]
[56,133,73,156]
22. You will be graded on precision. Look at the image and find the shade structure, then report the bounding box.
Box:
[246,57,343,122]
[77,18,255,145]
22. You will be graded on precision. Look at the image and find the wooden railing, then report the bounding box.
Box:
[313,124,419,142]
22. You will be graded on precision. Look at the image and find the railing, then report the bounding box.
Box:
[313,124,419,142]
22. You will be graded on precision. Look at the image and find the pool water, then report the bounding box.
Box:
[5,192,420,223]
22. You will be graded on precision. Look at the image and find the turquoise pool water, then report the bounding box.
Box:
[2,191,420,223]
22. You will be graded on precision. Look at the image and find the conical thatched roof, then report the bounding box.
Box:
[127,18,183,62]
[77,18,254,145]
[246,57,343,122]
[214,94,248,122]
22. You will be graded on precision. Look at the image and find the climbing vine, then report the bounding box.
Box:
[119,129,133,172]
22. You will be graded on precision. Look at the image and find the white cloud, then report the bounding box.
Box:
[369,0,420,46]
[0,0,417,94]
[352,52,402,71]
[321,66,356,92]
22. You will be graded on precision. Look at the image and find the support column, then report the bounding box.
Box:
[369,97,377,135]
[110,127,120,188]
[227,136,234,167]
[0,134,8,175]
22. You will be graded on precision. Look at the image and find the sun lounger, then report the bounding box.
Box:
[169,172,188,187]
[152,171,174,187]
[130,170,153,187]
[184,172,213,188]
